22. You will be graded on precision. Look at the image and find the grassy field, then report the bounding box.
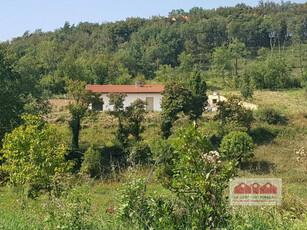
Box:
[47,89,307,199]
[0,89,306,229]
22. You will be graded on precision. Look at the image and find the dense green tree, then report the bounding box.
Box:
[0,46,30,145]
[1,115,72,197]
[229,39,249,76]
[214,96,254,132]
[219,131,254,163]
[66,80,102,149]
[160,83,192,139]
[186,70,208,121]
[156,125,236,228]
[211,45,232,80]
[108,94,147,146]
[107,93,129,147]
[80,146,102,178]
[125,99,147,141]
[249,57,291,90]
[240,82,254,99]
[37,39,65,94]
[160,75,207,138]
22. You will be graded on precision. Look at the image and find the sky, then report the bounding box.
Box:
[1,0,306,42]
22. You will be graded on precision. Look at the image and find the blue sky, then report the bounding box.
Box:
[1,0,306,42]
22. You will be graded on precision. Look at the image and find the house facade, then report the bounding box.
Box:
[86,82,164,111]
[207,92,227,112]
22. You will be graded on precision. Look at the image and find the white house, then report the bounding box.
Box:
[207,92,227,112]
[86,81,164,111]
[207,91,258,111]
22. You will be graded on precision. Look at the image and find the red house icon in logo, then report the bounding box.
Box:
[234,183,252,194]
[250,182,261,194]
[260,182,277,194]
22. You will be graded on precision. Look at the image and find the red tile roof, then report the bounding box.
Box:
[86,84,164,93]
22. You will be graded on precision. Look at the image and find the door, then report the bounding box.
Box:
[146,97,154,111]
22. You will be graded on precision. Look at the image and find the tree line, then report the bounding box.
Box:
[0,1,306,93]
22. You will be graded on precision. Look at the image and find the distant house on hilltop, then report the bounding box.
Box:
[86,81,164,111]
[207,92,227,112]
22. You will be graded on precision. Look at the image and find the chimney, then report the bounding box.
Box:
[135,81,141,88]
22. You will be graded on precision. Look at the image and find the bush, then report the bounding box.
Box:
[158,125,236,228]
[240,83,253,99]
[81,146,102,178]
[117,179,178,229]
[117,125,237,229]
[1,115,73,197]
[128,141,151,165]
[214,96,254,131]
[256,107,288,125]
[219,131,254,162]
[43,185,94,229]
[249,57,291,90]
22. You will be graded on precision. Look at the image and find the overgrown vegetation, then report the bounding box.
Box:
[0,115,73,197]
[0,1,306,229]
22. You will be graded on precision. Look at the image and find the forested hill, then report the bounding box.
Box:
[1,1,307,96]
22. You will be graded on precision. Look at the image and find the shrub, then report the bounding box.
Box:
[249,57,291,90]
[117,179,177,229]
[219,131,254,162]
[256,107,288,125]
[118,125,236,229]
[240,82,253,99]
[128,141,151,165]
[1,115,73,197]
[158,125,236,228]
[214,96,254,131]
[81,146,102,178]
[150,139,175,183]
[43,185,94,229]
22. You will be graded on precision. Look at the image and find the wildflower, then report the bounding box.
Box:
[42,203,46,207]
[128,166,132,169]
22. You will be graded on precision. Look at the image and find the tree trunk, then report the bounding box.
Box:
[70,116,81,150]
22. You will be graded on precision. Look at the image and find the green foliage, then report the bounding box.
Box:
[66,79,102,149]
[0,115,72,197]
[229,39,249,76]
[158,125,236,228]
[150,139,175,182]
[117,178,177,229]
[125,99,147,141]
[160,83,191,139]
[219,131,254,162]
[3,2,307,94]
[211,44,232,79]
[214,96,254,131]
[160,76,208,139]
[240,82,254,99]
[256,107,288,125]
[248,57,292,90]
[128,141,151,165]
[187,70,208,120]
[43,185,93,229]
[108,93,147,147]
[0,45,39,145]
[302,71,307,96]
[118,126,237,229]
[81,146,102,178]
